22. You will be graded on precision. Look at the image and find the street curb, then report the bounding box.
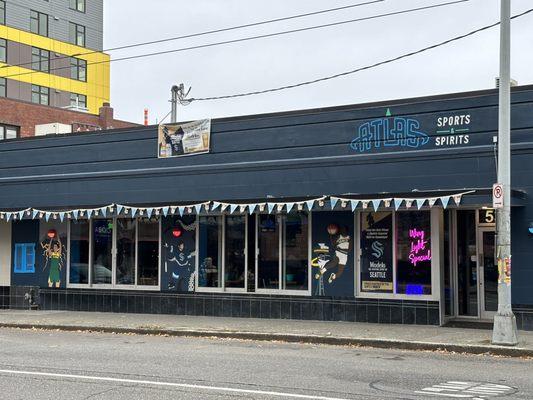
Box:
[1,322,532,358]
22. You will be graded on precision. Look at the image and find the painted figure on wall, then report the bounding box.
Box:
[40,230,65,288]
[166,239,195,291]
[311,212,354,297]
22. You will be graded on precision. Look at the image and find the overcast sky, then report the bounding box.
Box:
[103,0,533,124]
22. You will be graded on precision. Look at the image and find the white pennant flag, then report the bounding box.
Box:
[394,199,403,211]
[350,200,360,211]
[428,198,437,208]
[440,196,450,209]
[453,194,463,205]
[286,203,295,213]
[230,204,239,214]
[372,199,381,211]
[248,204,257,215]
[416,199,426,210]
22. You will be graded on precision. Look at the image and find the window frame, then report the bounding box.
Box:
[195,214,249,293]
[254,212,312,296]
[66,217,161,291]
[69,0,86,13]
[70,93,87,108]
[69,21,86,47]
[31,47,50,73]
[0,77,6,98]
[70,57,87,82]
[0,1,5,26]
[0,123,20,141]
[30,10,48,37]
[0,38,6,63]
[31,84,49,105]
[355,208,441,301]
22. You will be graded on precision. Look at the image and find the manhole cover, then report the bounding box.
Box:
[415,381,516,399]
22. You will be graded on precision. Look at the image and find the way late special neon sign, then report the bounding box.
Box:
[350,112,430,153]
[408,228,431,266]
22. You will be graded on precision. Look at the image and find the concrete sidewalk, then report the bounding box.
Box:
[0,310,532,357]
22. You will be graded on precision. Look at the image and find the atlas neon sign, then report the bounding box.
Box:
[408,228,431,266]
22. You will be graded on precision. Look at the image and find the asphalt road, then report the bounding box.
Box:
[0,328,531,400]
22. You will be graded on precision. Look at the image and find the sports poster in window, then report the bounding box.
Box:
[158,119,211,158]
[360,212,393,293]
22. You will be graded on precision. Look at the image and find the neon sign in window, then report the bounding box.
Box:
[408,228,432,266]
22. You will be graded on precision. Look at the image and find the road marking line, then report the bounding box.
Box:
[414,391,474,398]
[0,369,351,400]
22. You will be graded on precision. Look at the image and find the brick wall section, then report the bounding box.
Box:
[0,97,138,138]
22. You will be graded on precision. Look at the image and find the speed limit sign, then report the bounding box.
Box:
[493,183,504,209]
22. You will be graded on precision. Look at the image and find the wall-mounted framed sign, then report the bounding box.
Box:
[158,119,211,158]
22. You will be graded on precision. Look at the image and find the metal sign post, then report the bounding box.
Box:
[492,0,518,346]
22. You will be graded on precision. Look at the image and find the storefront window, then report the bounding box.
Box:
[396,211,432,295]
[137,218,159,286]
[257,215,280,290]
[224,216,246,289]
[282,213,308,290]
[360,212,393,293]
[116,219,135,285]
[92,219,113,285]
[69,220,89,284]
[198,216,222,288]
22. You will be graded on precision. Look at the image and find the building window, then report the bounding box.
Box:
[30,10,48,37]
[256,213,309,293]
[69,22,85,47]
[0,124,19,140]
[68,217,160,289]
[0,77,5,97]
[31,85,49,105]
[359,210,433,298]
[14,244,36,274]
[31,47,50,72]
[0,1,5,26]
[70,57,86,81]
[70,93,86,108]
[69,0,85,13]
[0,38,6,63]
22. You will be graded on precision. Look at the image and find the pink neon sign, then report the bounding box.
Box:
[408,228,431,266]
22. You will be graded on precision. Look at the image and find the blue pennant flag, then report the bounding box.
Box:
[229,204,238,214]
[87,209,94,219]
[440,196,450,209]
[247,204,257,214]
[286,203,295,213]
[350,200,360,211]
[211,202,221,211]
[18,210,25,220]
[146,208,154,218]
[32,209,39,219]
[162,206,169,217]
[5,212,12,221]
[45,212,51,222]
[194,204,203,214]
[416,199,426,210]
[178,206,185,217]
[394,199,403,210]
[330,197,339,210]
[306,200,315,211]
[267,203,276,214]
[101,207,107,217]
[72,210,79,220]
[59,212,65,222]
[372,199,381,211]
[116,205,124,215]
[130,208,137,217]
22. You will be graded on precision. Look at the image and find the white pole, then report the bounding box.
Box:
[492,0,518,346]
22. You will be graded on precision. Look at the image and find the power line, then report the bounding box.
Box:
[191,8,533,102]
[0,0,384,70]
[1,0,470,80]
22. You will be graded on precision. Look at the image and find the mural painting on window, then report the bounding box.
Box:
[161,216,196,292]
[39,222,67,288]
[311,211,354,297]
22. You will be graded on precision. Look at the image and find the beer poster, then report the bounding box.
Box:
[360,211,394,293]
[158,119,211,158]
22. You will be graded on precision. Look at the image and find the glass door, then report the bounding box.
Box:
[478,229,497,319]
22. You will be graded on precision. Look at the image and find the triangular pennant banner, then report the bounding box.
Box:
[394,199,403,211]
[162,206,169,217]
[230,204,239,214]
[248,204,257,215]
[116,205,124,215]
[330,197,339,210]
[18,211,25,220]
[440,196,450,209]
[306,200,315,211]
[362,201,369,209]
[211,202,221,211]
[101,207,107,217]
[405,200,413,209]
[286,203,295,214]
[267,203,276,214]
[221,203,229,212]
[146,208,154,218]
[194,204,203,214]
[350,200,360,211]
[453,195,463,205]
[178,206,185,217]
[72,209,79,220]
[5,212,12,222]
[129,208,137,218]
[372,199,381,211]
[416,198,426,210]
[45,212,51,222]
[239,205,247,213]
[428,198,438,207]
[32,209,39,219]
[59,212,65,222]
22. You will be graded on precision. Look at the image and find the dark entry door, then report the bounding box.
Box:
[479,229,497,318]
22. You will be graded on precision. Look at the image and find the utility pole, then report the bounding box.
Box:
[492,0,518,346]
[170,85,180,123]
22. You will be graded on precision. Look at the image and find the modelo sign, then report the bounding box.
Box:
[350,108,473,153]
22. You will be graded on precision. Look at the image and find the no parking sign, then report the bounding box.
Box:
[493,183,504,209]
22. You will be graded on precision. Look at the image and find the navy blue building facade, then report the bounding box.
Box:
[0,86,532,330]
